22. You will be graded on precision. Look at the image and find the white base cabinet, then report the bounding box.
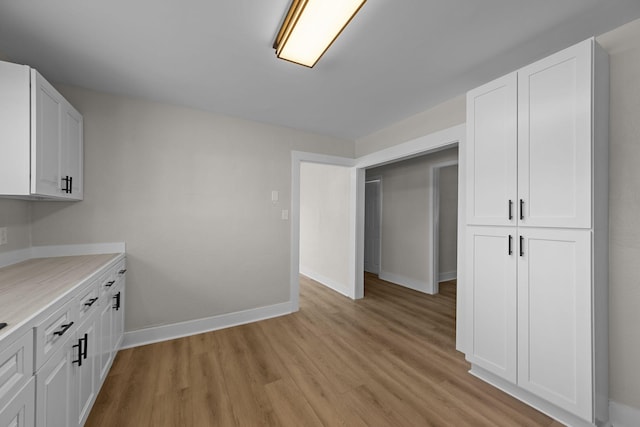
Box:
[0,255,125,427]
[464,37,609,426]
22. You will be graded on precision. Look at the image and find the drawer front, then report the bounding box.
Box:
[115,260,127,281]
[35,301,76,370]
[0,330,33,411]
[99,270,116,296]
[77,281,100,324]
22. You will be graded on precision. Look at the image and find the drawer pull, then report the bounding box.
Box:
[53,321,74,337]
[118,269,127,275]
[113,292,121,310]
[105,280,115,287]
[84,297,98,307]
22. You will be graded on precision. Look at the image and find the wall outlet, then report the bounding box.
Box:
[0,227,7,245]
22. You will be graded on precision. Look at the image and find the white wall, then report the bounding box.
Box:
[0,199,30,253]
[598,18,640,412]
[299,163,351,296]
[29,85,353,333]
[366,147,458,293]
[355,96,466,157]
[438,165,458,279]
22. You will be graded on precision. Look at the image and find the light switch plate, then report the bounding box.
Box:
[281,210,289,220]
[0,227,7,245]
[271,190,279,202]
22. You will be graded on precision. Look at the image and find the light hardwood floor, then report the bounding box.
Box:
[86,273,562,426]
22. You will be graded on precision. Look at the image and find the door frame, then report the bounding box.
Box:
[429,160,459,295]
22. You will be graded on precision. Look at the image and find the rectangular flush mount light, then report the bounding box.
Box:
[274,0,367,68]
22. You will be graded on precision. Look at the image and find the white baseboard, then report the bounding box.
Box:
[438,270,457,282]
[121,301,293,349]
[470,365,599,427]
[0,242,126,268]
[610,400,640,427]
[379,270,435,294]
[299,266,351,298]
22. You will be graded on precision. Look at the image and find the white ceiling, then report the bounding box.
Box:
[1,0,639,140]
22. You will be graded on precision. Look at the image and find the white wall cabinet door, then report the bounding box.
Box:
[517,228,592,421]
[466,226,517,383]
[31,71,63,198]
[36,335,74,427]
[517,39,592,229]
[62,104,84,200]
[466,73,518,226]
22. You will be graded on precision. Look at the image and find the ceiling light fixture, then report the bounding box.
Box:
[273,0,367,68]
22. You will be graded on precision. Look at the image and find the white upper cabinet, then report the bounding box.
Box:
[466,73,517,226]
[0,61,83,200]
[467,39,594,229]
[518,41,592,228]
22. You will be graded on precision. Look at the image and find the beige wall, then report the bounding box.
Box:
[299,163,351,295]
[0,199,30,253]
[598,18,640,410]
[29,86,353,332]
[366,147,458,291]
[438,165,458,277]
[355,96,465,157]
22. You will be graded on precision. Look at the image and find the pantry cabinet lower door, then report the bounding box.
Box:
[466,226,517,383]
[517,228,592,421]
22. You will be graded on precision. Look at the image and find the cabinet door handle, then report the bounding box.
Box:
[84,297,98,307]
[69,176,73,194]
[53,321,74,337]
[82,333,88,360]
[519,236,524,257]
[61,176,70,193]
[508,235,513,255]
[113,292,121,310]
[508,200,513,220]
[118,269,127,275]
[73,339,83,366]
[519,199,524,220]
[105,280,115,287]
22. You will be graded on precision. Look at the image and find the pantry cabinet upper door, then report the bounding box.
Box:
[466,73,518,226]
[517,39,592,229]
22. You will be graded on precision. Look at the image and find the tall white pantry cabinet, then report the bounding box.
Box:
[464,38,609,426]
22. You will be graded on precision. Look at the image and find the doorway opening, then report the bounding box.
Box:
[362,148,458,296]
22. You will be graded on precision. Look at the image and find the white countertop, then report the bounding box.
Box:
[0,254,122,341]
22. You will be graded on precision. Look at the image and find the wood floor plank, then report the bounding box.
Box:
[85,274,559,427]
